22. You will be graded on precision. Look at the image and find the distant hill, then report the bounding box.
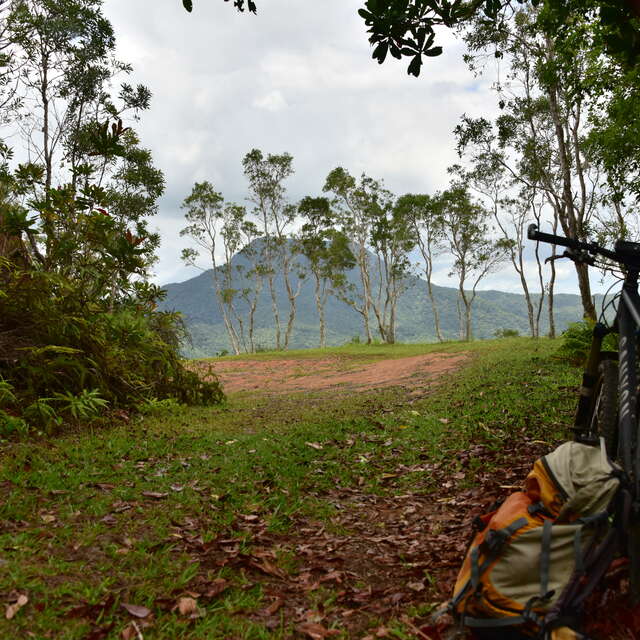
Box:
[159,247,591,357]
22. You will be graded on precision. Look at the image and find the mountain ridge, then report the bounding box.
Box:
[158,247,590,357]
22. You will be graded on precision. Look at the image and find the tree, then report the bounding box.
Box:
[440,185,506,341]
[234,219,264,353]
[243,148,302,351]
[181,1,640,77]
[458,7,636,321]
[395,193,445,342]
[3,0,163,290]
[448,151,547,338]
[324,168,414,344]
[7,0,116,193]
[369,192,415,343]
[181,181,251,355]
[298,196,355,348]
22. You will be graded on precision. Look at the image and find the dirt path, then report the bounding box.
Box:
[199,352,470,394]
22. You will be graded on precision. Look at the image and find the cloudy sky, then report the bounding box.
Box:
[102,0,588,295]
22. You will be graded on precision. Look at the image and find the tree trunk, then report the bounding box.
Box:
[427,277,443,342]
[267,274,281,350]
[281,248,302,350]
[358,249,373,344]
[576,262,596,321]
[545,38,595,321]
[313,273,326,348]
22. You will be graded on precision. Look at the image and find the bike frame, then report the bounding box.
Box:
[617,269,640,484]
[528,223,640,597]
[576,265,640,480]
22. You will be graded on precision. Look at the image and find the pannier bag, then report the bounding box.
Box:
[448,442,621,638]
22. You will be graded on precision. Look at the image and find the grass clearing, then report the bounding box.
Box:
[0,338,580,639]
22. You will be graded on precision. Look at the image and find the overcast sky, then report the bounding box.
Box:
[102,0,593,295]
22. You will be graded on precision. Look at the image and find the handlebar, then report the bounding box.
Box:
[527,224,618,263]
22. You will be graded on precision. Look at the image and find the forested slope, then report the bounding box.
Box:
[160,252,593,356]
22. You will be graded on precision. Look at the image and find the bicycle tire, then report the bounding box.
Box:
[589,359,618,459]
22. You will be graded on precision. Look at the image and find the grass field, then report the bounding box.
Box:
[0,338,580,639]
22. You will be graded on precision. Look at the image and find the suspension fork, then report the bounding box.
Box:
[573,322,611,438]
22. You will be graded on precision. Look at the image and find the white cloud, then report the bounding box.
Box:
[97,0,609,297]
[253,90,288,112]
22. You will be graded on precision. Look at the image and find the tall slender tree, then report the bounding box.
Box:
[440,185,506,341]
[395,193,445,342]
[298,196,355,348]
[242,148,302,350]
[180,181,252,355]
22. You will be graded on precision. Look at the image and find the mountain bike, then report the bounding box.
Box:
[528,223,640,595]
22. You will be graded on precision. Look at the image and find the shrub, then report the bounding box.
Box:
[0,409,28,438]
[557,320,618,366]
[494,328,520,338]
[0,119,224,432]
[0,261,224,430]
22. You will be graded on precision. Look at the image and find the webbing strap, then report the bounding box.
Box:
[450,517,529,610]
[573,527,584,575]
[460,615,528,628]
[471,546,480,588]
[540,519,553,597]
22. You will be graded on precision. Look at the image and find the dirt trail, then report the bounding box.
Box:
[200,352,470,394]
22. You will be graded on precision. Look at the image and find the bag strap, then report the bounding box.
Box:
[540,519,553,598]
[544,485,630,630]
[449,517,529,610]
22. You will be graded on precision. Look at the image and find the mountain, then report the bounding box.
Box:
[158,247,591,357]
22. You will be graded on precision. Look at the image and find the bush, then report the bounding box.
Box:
[557,320,618,366]
[0,409,28,438]
[494,328,520,338]
[0,262,224,430]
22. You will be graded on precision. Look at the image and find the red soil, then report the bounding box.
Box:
[199,352,470,394]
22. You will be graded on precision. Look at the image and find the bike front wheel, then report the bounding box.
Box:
[589,358,619,460]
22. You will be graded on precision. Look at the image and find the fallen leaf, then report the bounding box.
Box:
[438,418,449,424]
[177,597,198,616]
[120,622,141,640]
[407,581,426,592]
[5,594,28,620]
[203,578,228,599]
[100,514,117,526]
[296,622,340,639]
[84,623,116,640]
[41,514,56,524]
[305,442,324,450]
[264,597,284,616]
[249,559,287,579]
[112,501,133,513]
[170,484,184,492]
[141,492,168,500]
[121,603,151,618]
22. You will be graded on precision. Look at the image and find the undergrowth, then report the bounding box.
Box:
[0,338,580,638]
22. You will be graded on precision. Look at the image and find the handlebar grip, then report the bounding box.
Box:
[527,224,580,250]
[527,224,540,240]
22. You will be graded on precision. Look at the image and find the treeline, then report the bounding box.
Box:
[182,155,511,352]
[182,5,639,354]
[0,0,222,435]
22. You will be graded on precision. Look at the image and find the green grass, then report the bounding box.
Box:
[203,339,472,363]
[0,338,580,638]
